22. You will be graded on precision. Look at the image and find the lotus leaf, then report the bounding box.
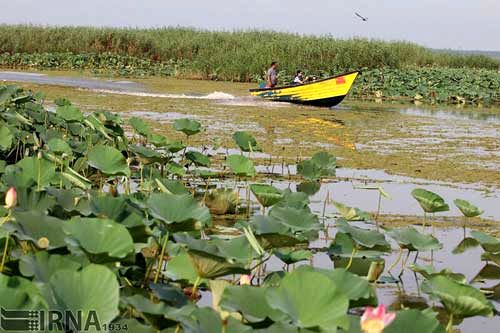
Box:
[172,118,201,136]
[147,193,211,226]
[387,226,442,251]
[48,264,120,331]
[411,188,449,213]
[185,150,211,167]
[63,217,135,259]
[250,183,283,207]
[56,105,83,122]
[453,199,483,217]
[336,219,390,249]
[227,154,256,176]
[422,275,494,318]
[87,145,130,176]
[333,201,372,221]
[232,131,261,152]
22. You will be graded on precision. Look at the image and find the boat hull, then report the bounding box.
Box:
[249,71,358,107]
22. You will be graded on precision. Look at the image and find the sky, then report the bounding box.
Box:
[1,0,499,51]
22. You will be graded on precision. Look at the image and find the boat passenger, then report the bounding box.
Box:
[266,61,278,88]
[293,70,304,85]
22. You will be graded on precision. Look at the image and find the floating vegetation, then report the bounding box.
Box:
[0,84,498,332]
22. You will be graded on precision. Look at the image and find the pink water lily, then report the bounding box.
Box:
[4,187,17,209]
[239,274,252,285]
[361,305,396,333]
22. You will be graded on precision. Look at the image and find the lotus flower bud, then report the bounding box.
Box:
[361,305,396,333]
[5,187,17,209]
[239,274,251,285]
[37,237,50,249]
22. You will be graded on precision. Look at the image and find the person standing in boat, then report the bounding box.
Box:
[266,61,278,88]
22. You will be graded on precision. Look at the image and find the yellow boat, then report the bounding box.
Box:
[249,71,359,107]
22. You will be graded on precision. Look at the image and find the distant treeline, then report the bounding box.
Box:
[0,25,499,82]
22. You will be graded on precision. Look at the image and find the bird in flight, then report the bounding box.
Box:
[355,12,368,22]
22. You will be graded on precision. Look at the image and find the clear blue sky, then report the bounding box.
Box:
[1,0,499,50]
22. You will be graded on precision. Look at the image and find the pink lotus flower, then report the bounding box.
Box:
[4,187,17,209]
[361,305,396,333]
[239,274,252,285]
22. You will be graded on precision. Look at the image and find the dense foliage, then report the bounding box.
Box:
[0,85,498,332]
[0,25,499,77]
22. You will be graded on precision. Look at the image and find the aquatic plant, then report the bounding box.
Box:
[0,84,496,332]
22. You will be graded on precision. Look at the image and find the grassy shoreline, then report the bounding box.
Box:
[1,53,499,105]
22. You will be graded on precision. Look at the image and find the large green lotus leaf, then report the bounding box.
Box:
[164,252,200,284]
[269,206,321,232]
[16,156,56,187]
[250,184,283,207]
[156,179,190,195]
[297,151,336,180]
[470,231,500,253]
[329,233,386,259]
[452,237,480,254]
[232,131,261,152]
[422,275,494,318]
[48,264,120,332]
[297,159,322,180]
[410,264,467,283]
[179,307,253,333]
[129,116,152,137]
[185,151,211,167]
[296,180,321,196]
[297,266,376,304]
[0,273,47,310]
[149,282,189,307]
[19,251,85,283]
[147,193,211,226]
[472,264,500,282]
[213,236,258,264]
[227,154,256,176]
[481,252,500,266]
[310,151,336,176]
[174,234,250,279]
[47,137,72,155]
[166,161,186,176]
[411,188,449,213]
[90,194,127,220]
[220,285,285,323]
[11,211,67,249]
[121,294,169,315]
[266,269,349,331]
[274,248,313,265]
[333,201,372,221]
[453,199,483,218]
[383,309,444,333]
[172,118,201,136]
[0,125,13,150]
[275,190,310,210]
[129,145,163,164]
[56,105,84,122]
[257,322,313,333]
[63,217,135,259]
[111,319,157,333]
[387,226,442,251]
[336,219,390,249]
[87,145,130,176]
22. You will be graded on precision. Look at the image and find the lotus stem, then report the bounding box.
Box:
[422,212,427,230]
[191,276,202,299]
[321,189,329,223]
[375,192,382,230]
[0,234,10,273]
[154,232,169,284]
[446,313,454,333]
[174,324,181,333]
[345,247,357,271]
[388,247,404,273]
[246,185,251,218]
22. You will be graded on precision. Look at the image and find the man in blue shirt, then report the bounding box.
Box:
[266,61,278,88]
